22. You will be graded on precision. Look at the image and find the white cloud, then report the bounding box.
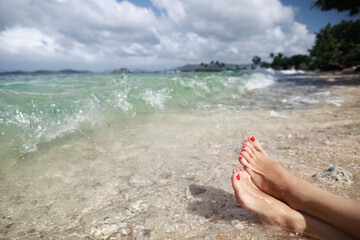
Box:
[0,0,315,71]
[0,26,95,61]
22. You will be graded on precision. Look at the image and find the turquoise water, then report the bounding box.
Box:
[0,70,277,157]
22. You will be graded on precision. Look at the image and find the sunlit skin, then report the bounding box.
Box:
[231,169,355,239]
[236,136,360,239]
[231,169,305,231]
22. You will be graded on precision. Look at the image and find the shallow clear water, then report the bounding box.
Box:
[0,70,336,157]
[0,70,357,239]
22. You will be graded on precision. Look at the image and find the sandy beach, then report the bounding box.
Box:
[0,72,359,239]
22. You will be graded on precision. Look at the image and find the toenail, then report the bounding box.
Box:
[250,136,255,142]
[242,145,246,148]
[236,174,240,180]
[236,169,239,172]
[241,149,245,152]
[243,139,247,143]
[239,156,243,160]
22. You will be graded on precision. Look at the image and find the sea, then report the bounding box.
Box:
[0,69,331,157]
[0,69,352,239]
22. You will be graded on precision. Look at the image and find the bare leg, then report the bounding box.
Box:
[239,136,360,239]
[231,169,355,240]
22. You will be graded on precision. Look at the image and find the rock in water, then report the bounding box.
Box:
[91,224,121,239]
[126,200,148,216]
[312,165,352,183]
[129,175,150,187]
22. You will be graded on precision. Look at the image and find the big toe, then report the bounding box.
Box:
[248,135,263,151]
[231,169,241,191]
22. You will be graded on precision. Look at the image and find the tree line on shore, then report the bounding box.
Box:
[252,1,360,71]
[199,60,245,70]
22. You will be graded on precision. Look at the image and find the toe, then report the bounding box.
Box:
[240,151,252,163]
[244,143,256,158]
[231,171,241,191]
[238,155,248,167]
[248,135,256,143]
[249,135,263,151]
[242,169,252,179]
[246,142,257,153]
[239,169,250,181]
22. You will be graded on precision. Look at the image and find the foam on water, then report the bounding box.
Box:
[141,89,171,109]
[280,69,305,75]
[244,72,275,90]
[0,70,339,156]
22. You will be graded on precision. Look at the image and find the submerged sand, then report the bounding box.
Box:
[0,73,359,239]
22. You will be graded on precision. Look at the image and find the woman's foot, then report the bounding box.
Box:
[231,169,357,240]
[239,136,300,205]
[231,169,305,232]
[239,136,360,239]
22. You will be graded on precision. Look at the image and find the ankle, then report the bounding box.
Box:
[284,177,313,210]
[286,210,306,233]
[271,164,294,194]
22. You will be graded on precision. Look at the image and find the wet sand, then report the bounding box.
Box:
[0,73,359,239]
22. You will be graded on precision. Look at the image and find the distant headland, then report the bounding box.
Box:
[176,61,248,72]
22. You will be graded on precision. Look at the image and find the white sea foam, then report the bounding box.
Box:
[177,78,210,92]
[3,95,104,152]
[282,95,319,105]
[326,99,343,106]
[269,111,289,119]
[265,68,276,75]
[141,89,171,109]
[280,69,305,75]
[44,112,100,142]
[107,88,133,111]
[244,73,275,90]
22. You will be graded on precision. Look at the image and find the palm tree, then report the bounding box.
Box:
[252,56,262,69]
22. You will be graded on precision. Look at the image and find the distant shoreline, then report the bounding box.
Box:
[2,65,359,75]
[0,69,93,75]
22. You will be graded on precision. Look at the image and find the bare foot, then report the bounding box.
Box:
[231,169,305,232]
[239,136,300,205]
[239,136,360,239]
[231,169,356,240]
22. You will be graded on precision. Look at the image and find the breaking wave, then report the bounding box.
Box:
[0,70,278,153]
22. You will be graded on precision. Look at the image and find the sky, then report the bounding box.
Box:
[0,0,357,72]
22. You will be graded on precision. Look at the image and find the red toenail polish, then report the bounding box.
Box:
[242,145,246,148]
[241,149,245,152]
[244,140,247,143]
[236,174,240,180]
[236,169,239,172]
[239,156,242,160]
[250,136,255,142]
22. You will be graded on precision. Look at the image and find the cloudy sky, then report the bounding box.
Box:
[0,0,355,71]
